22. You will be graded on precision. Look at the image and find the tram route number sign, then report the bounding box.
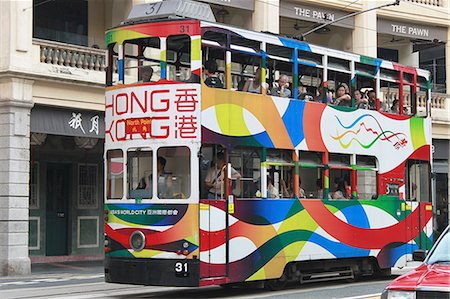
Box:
[386,183,399,196]
[174,261,189,277]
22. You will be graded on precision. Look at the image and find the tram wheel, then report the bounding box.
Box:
[264,279,287,291]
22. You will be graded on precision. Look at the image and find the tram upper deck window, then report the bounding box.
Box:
[202,31,226,47]
[298,65,322,101]
[157,146,191,199]
[355,63,377,77]
[128,149,153,200]
[380,69,400,113]
[418,75,430,117]
[231,35,260,53]
[267,44,294,99]
[167,35,191,82]
[231,52,263,93]
[202,43,226,89]
[328,70,351,107]
[123,37,161,84]
[298,50,322,66]
[328,57,350,72]
[106,150,123,199]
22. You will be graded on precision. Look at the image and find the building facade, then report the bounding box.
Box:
[0,0,448,275]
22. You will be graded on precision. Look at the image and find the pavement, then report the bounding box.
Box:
[0,260,104,282]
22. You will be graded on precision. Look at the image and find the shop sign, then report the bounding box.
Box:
[280,2,354,29]
[200,0,255,11]
[31,106,104,138]
[377,19,447,41]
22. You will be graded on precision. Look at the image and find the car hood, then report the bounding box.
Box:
[388,264,450,292]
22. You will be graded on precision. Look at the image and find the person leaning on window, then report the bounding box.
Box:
[334,84,351,107]
[271,74,291,98]
[243,67,268,95]
[354,89,369,109]
[203,60,224,88]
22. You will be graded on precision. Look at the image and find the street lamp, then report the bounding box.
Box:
[299,0,401,41]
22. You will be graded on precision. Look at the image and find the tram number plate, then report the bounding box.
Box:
[174,262,189,277]
[386,183,399,196]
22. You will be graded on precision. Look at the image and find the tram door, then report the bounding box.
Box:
[199,146,228,279]
[405,160,432,257]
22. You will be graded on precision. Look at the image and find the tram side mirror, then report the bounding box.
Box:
[413,249,427,262]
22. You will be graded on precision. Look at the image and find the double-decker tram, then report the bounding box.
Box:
[104,0,434,288]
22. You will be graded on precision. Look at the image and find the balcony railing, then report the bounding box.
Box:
[381,87,449,121]
[405,0,443,6]
[33,38,106,72]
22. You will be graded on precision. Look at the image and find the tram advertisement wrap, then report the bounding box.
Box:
[105,203,199,259]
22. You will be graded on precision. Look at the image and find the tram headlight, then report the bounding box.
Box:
[130,231,146,252]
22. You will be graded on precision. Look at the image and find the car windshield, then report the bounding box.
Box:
[427,229,450,265]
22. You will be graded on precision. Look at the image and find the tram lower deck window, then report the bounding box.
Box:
[157,146,191,199]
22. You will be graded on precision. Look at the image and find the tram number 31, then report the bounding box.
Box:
[174,262,189,277]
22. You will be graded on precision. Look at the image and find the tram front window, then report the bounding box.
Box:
[128,150,153,199]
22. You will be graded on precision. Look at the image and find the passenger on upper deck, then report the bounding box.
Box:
[366,89,388,112]
[313,84,333,103]
[243,67,268,95]
[271,74,291,98]
[354,89,369,109]
[298,82,313,101]
[203,60,224,88]
[139,65,153,83]
[390,99,400,114]
[334,84,351,107]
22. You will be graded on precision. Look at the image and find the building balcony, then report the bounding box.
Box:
[32,38,106,86]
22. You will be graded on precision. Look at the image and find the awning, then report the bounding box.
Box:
[31,105,104,138]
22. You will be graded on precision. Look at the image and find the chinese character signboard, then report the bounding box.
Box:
[31,106,104,138]
[105,84,201,144]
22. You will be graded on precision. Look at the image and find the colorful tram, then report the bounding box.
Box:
[104,2,433,288]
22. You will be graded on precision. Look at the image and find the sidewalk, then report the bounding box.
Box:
[0,260,104,282]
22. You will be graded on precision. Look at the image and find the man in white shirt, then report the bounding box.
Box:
[205,152,240,199]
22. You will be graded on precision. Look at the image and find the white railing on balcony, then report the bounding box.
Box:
[381,87,449,120]
[33,38,106,72]
[405,0,443,6]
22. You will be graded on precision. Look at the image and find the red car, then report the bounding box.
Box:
[381,225,450,299]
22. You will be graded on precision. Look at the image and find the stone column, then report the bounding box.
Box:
[0,78,34,276]
[352,1,377,57]
[445,27,450,95]
[0,0,33,276]
[252,0,279,34]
